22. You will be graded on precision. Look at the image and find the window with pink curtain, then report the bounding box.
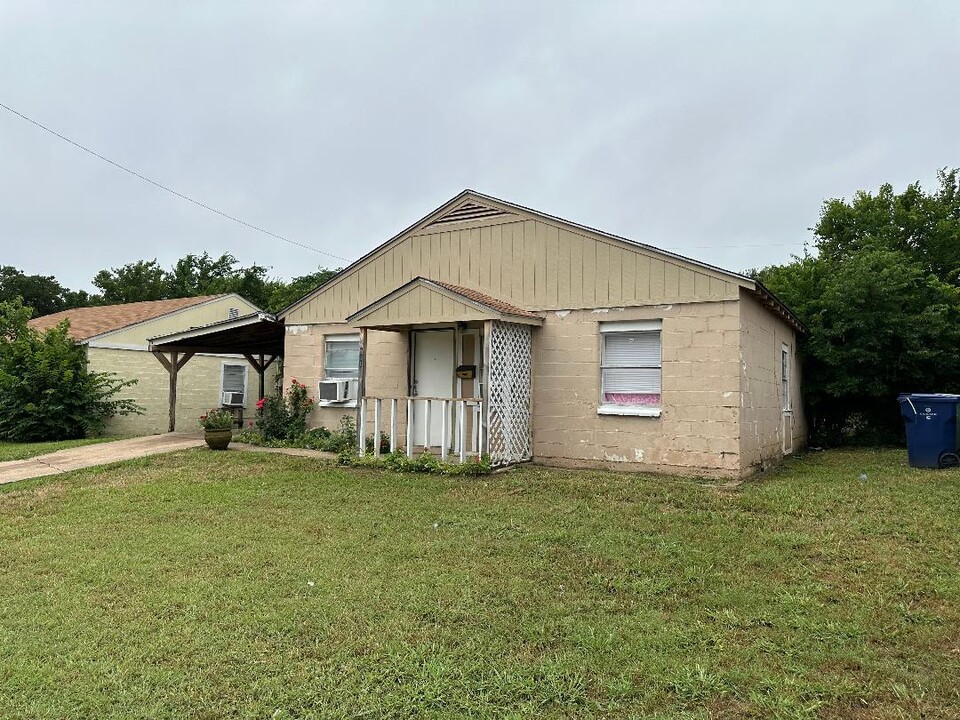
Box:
[600,328,661,409]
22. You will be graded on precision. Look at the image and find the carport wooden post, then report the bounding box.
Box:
[243,353,279,401]
[151,350,195,433]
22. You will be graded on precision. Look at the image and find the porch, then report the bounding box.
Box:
[348,277,542,466]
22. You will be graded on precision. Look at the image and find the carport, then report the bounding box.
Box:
[148,312,284,432]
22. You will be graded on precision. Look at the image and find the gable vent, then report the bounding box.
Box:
[427,201,513,227]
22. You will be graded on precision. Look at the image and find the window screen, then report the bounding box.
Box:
[325,336,360,379]
[222,364,246,395]
[601,330,661,408]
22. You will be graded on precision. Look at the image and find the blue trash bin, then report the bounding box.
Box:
[898,393,960,468]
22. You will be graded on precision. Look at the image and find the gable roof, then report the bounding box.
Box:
[345,277,543,328]
[279,190,802,331]
[29,295,228,343]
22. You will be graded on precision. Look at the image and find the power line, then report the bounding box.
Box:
[0,101,348,262]
[661,242,807,250]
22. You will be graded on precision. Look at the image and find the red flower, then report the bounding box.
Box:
[291,377,297,384]
[256,398,266,410]
[248,420,254,427]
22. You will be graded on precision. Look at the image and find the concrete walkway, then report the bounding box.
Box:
[0,433,204,485]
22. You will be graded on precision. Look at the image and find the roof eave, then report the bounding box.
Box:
[81,294,243,344]
[748,281,806,333]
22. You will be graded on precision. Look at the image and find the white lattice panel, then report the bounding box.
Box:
[487,321,533,465]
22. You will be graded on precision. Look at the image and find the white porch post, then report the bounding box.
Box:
[357,328,367,455]
[390,398,398,453]
[406,397,414,458]
[482,319,492,461]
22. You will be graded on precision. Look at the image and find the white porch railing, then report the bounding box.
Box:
[358,396,484,462]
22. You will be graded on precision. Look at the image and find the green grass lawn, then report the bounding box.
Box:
[1,449,958,718]
[0,436,124,462]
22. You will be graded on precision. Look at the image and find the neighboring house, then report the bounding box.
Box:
[274,190,806,479]
[29,294,269,435]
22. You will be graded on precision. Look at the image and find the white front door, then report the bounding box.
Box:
[412,330,455,448]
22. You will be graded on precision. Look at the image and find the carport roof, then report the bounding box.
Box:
[148,312,284,356]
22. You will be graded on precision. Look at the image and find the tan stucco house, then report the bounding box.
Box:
[30,294,270,435]
[274,191,805,478]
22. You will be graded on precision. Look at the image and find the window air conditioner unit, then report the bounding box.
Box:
[318,379,350,403]
[222,391,245,407]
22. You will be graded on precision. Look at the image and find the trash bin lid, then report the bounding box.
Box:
[898,393,960,401]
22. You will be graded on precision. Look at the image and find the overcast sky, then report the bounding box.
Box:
[1,1,957,292]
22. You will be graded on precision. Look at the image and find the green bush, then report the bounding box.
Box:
[0,300,142,441]
[338,449,493,476]
[254,378,315,441]
[235,414,358,453]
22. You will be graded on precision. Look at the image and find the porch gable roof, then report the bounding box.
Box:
[346,277,543,329]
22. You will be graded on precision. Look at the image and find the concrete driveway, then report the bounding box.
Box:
[0,433,204,485]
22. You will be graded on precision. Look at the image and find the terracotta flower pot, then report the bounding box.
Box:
[204,428,232,450]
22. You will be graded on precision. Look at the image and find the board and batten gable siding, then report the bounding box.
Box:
[285,212,743,324]
[356,283,497,326]
[91,296,260,347]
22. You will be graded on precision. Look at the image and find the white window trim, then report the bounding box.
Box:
[781,342,792,413]
[599,319,663,333]
[598,405,662,417]
[320,333,361,408]
[598,319,663,417]
[220,361,249,406]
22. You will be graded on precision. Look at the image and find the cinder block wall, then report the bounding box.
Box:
[531,301,743,478]
[87,348,273,436]
[738,291,807,474]
[282,324,408,437]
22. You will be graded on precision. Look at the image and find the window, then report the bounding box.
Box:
[599,320,662,416]
[221,363,247,406]
[322,334,361,404]
[781,343,791,411]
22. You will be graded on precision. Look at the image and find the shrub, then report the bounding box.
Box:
[338,449,493,476]
[234,414,358,453]
[255,378,315,441]
[0,300,142,441]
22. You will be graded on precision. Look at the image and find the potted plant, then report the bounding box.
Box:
[199,408,234,450]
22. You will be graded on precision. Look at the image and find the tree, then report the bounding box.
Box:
[755,169,960,445]
[91,252,286,309]
[815,168,960,285]
[93,260,168,304]
[0,300,142,441]
[0,265,90,316]
[267,267,340,312]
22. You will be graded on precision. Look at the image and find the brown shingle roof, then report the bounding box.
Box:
[28,295,225,342]
[429,280,540,319]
